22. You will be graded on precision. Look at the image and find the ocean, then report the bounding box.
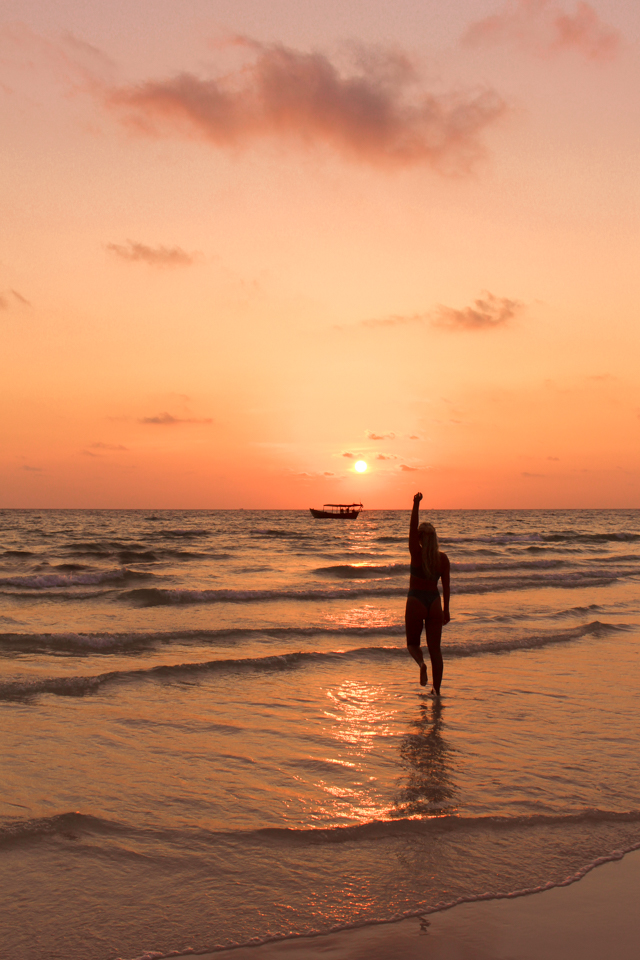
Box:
[1,507,639,960]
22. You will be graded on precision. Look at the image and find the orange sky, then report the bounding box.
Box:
[1,1,639,508]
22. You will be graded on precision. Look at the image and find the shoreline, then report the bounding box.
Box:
[177,847,640,960]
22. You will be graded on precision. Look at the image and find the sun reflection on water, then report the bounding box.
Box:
[324,679,398,752]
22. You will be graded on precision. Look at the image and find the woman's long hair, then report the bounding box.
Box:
[418,522,440,578]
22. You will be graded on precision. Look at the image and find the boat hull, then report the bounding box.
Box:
[309,508,361,519]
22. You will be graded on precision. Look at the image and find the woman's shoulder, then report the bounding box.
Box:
[438,551,450,567]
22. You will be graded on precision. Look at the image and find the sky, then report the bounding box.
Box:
[1,0,639,508]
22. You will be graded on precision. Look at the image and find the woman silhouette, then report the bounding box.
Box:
[405,492,450,694]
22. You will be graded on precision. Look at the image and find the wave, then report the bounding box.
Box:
[149,529,211,539]
[444,531,640,546]
[314,558,576,579]
[251,807,640,846]
[315,563,409,578]
[4,805,640,851]
[0,811,123,847]
[118,844,640,960]
[0,622,627,700]
[252,528,314,540]
[119,585,407,606]
[119,565,637,607]
[0,624,407,654]
[0,568,152,589]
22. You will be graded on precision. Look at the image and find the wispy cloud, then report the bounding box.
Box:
[107,240,196,266]
[0,289,31,310]
[90,442,128,451]
[140,412,213,425]
[522,471,546,477]
[360,312,427,329]
[433,292,523,330]
[22,465,42,472]
[463,1,619,62]
[376,454,398,461]
[362,292,523,331]
[366,430,395,440]
[400,464,418,472]
[104,38,505,173]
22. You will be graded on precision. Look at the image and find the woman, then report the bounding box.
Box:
[405,492,450,694]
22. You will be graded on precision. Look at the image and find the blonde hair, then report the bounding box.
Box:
[418,522,440,578]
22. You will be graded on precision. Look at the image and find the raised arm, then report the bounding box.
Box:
[409,491,422,550]
[440,552,451,625]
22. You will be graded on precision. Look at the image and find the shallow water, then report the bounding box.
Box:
[1,509,639,959]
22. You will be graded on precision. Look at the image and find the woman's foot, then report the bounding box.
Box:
[419,663,428,686]
[430,687,441,699]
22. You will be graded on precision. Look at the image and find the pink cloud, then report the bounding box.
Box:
[366,430,395,440]
[432,292,523,331]
[463,1,619,62]
[140,412,213,425]
[105,38,505,173]
[363,292,523,331]
[107,240,196,266]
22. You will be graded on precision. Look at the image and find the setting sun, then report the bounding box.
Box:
[354,460,368,473]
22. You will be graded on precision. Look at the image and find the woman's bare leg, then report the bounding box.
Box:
[405,597,428,685]
[425,599,444,694]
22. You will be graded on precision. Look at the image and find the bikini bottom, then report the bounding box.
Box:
[407,588,440,609]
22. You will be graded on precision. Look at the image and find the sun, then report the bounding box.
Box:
[354,460,368,473]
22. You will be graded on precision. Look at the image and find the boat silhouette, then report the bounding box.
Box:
[309,502,363,519]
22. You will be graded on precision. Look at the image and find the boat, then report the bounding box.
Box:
[309,503,363,519]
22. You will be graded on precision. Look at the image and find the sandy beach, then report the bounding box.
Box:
[198,848,640,960]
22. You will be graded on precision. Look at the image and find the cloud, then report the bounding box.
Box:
[342,452,355,458]
[361,312,428,329]
[0,23,116,87]
[22,465,42,472]
[324,471,334,476]
[522,471,546,477]
[547,456,560,461]
[463,1,619,62]
[366,430,395,440]
[104,38,505,173]
[376,454,398,461]
[400,464,418,472]
[107,240,196,266]
[363,292,523,331]
[140,412,213,425]
[0,289,31,310]
[432,292,523,330]
[409,435,420,440]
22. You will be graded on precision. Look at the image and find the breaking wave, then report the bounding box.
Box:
[0,621,626,700]
[0,568,151,589]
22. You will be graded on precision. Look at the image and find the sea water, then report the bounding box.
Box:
[1,508,639,960]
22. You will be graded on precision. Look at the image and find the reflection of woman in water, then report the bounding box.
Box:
[394,699,457,817]
[405,492,450,694]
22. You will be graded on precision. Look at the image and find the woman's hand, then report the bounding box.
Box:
[442,610,451,626]
[413,492,423,503]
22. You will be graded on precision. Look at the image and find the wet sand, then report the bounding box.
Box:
[195,848,640,960]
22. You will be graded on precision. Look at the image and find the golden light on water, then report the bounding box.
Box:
[354,460,368,473]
